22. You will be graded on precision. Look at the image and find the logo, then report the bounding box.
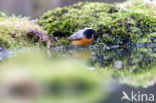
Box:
[121,91,155,102]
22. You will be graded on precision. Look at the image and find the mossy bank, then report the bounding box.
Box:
[0,16,47,48]
[1,0,156,48]
[39,0,156,45]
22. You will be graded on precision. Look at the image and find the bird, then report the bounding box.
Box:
[67,28,96,46]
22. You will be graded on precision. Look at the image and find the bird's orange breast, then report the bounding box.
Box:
[72,36,93,46]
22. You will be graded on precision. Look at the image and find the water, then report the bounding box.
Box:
[50,45,156,73]
[0,45,156,103]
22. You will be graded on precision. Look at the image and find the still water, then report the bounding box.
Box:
[0,45,155,103]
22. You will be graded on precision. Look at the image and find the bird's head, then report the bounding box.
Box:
[83,28,96,39]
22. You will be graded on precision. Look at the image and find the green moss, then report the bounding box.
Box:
[96,12,156,45]
[137,33,156,43]
[0,17,45,48]
[39,1,156,45]
[38,2,118,44]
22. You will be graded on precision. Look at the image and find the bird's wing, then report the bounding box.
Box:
[68,30,84,41]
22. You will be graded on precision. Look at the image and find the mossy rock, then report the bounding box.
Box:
[38,2,119,44]
[96,12,156,45]
[0,17,46,48]
[39,1,156,45]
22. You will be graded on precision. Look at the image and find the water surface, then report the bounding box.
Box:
[0,45,156,103]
